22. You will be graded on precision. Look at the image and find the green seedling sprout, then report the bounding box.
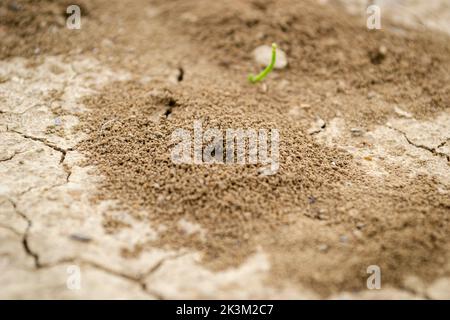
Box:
[248,43,277,84]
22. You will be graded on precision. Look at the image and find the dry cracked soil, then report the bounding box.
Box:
[0,0,449,299]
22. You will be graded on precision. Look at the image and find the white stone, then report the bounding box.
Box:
[253,45,288,69]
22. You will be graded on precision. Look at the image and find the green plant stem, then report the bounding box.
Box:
[248,43,277,84]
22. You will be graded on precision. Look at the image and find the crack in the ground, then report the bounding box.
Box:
[8,129,72,164]
[0,104,45,116]
[8,198,41,268]
[82,252,187,299]
[18,178,71,197]
[436,139,448,149]
[66,170,72,183]
[388,126,450,162]
[436,139,450,161]
[5,196,185,299]
[35,257,162,299]
[0,150,24,162]
[3,128,74,191]
[24,253,188,299]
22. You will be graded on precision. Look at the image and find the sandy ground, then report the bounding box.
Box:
[0,0,449,299]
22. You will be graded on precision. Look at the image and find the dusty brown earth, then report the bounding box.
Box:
[0,0,449,299]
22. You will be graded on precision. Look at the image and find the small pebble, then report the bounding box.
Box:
[394,106,413,118]
[308,196,316,204]
[356,222,365,229]
[350,128,364,137]
[307,117,326,135]
[339,235,348,244]
[352,229,363,239]
[369,45,388,64]
[8,1,21,11]
[70,233,92,243]
[367,91,376,99]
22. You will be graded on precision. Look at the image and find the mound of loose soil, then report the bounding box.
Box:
[79,78,449,295]
[79,80,355,266]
